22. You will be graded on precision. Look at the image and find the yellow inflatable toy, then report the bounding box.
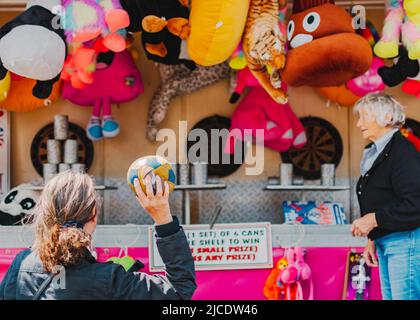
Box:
[187,0,250,66]
[0,71,11,103]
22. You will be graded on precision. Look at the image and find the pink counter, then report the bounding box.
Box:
[0,247,382,300]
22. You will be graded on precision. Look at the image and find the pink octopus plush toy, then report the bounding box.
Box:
[62,49,144,141]
[226,75,306,153]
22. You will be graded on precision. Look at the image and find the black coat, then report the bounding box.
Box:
[357,131,420,240]
[0,229,196,300]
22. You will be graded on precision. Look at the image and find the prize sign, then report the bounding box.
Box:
[149,223,273,272]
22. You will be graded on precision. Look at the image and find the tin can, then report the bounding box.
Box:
[54,115,68,140]
[321,164,335,186]
[280,163,293,186]
[191,162,208,185]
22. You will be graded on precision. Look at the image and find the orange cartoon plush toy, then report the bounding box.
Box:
[0,73,62,112]
[281,0,373,87]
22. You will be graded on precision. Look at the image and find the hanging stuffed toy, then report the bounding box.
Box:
[281,0,372,88]
[121,0,194,68]
[0,73,62,113]
[229,67,260,104]
[0,185,40,226]
[242,0,288,104]
[0,71,11,103]
[225,85,307,153]
[277,247,313,300]
[147,62,231,141]
[61,0,130,89]
[347,57,386,98]
[61,36,112,89]
[62,49,144,141]
[316,85,360,107]
[401,67,420,97]
[404,0,420,60]
[378,46,419,86]
[317,20,385,104]
[0,0,66,99]
[62,0,130,52]
[374,0,420,61]
[378,50,420,99]
[263,256,289,300]
[187,0,249,67]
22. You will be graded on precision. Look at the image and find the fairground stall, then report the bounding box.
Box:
[0,0,419,300]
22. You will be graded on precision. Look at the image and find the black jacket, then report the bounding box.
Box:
[0,221,196,300]
[357,131,420,240]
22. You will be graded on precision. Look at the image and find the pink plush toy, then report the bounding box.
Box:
[347,57,386,97]
[225,85,306,153]
[402,63,420,97]
[294,247,314,300]
[230,67,261,103]
[63,0,130,52]
[277,247,313,300]
[62,49,144,141]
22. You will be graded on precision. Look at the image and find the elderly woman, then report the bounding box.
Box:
[352,93,420,300]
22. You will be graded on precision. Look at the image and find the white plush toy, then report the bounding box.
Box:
[0,185,40,226]
[0,0,66,99]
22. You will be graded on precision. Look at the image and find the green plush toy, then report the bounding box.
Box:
[107,256,144,272]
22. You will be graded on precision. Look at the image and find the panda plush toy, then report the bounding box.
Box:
[0,185,40,226]
[0,0,66,99]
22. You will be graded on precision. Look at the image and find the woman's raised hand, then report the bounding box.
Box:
[134,175,173,226]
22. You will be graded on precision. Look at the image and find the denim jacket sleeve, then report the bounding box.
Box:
[110,228,196,300]
[0,250,29,300]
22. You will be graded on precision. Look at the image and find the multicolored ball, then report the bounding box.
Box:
[127,156,176,195]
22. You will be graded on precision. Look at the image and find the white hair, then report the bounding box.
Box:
[353,93,406,128]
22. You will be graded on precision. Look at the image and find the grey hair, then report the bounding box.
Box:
[353,93,406,128]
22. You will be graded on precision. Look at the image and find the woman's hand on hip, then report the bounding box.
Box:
[351,213,378,237]
[363,239,378,268]
[134,176,173,226]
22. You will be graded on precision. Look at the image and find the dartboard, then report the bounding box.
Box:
[404,118,420,138]
[31,122,94,177]
[187,115,246,178]
[281,117,343,180]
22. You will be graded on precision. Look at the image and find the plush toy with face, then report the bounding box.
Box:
[62,0,130,52]
[121,0,193,67]
[0,185,40,226]
[62,49,144,141]
[0,0,66,99]
[0,73,62,112]
[281,0,372,87]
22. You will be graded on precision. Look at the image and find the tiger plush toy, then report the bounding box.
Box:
[243,0,288,104]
